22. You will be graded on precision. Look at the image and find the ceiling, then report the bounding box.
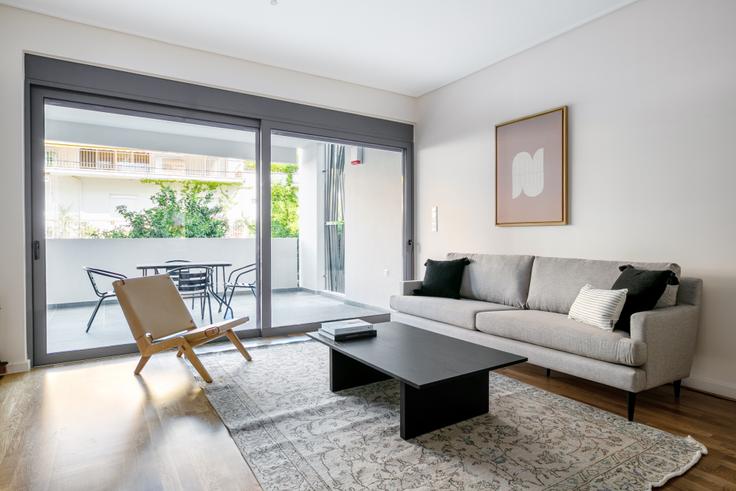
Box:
[45,104,253,142]
[4,0,635,96]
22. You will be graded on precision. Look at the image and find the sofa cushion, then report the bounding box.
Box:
[414,257,470,299]
[526,256,681,314]
[612,265,680,332]
[475,310,647,366]
[568,284,628,331]
[389,295,515,330]
[447,253,535,308]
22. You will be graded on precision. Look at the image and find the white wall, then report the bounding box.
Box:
[46,238,297,304]
[294,141,405,309]
[46,176,160,235]
[414,0,736,398]
[0,5,415,372]
[296,142,325,291]
[345,148,404,309]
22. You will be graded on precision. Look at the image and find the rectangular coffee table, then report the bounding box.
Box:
[307,321,527,439]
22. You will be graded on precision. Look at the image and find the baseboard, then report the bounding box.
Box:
[684,375,736,401]
[4,359,31,374]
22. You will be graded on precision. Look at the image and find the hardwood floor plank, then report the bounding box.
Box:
[1,347,734,490]
[0,354,260,491]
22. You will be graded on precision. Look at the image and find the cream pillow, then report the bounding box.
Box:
[568,284,628,331]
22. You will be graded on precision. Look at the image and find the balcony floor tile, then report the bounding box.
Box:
[46,290,386,354]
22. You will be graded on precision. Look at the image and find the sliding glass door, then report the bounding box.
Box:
[269,132,404,330]
[32,91,260,364]
[28,57,413,366]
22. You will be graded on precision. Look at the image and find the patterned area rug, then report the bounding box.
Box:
[197,341,706,490]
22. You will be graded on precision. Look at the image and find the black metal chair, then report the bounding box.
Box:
[154,259,191,275]
[83,267,127,333]
[222,263,256,319]
[167,266,213,323]
[162,260,193,307]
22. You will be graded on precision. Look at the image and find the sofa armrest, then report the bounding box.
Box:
[629,304,701,390]
[400,280,423,296]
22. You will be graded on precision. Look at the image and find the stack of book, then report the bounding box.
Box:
[318,319,376,341]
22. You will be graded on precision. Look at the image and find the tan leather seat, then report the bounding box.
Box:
[114,274,252,383]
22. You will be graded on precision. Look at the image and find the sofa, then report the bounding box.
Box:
[389,253,703,421]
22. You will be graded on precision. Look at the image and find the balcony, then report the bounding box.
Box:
[45,142,249,183]
[45,237,388,354]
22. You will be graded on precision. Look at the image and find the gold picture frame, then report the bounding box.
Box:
[495,106,568,226]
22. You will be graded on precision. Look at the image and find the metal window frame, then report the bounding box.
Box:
[262,124,413,338]
[25,54,414,365]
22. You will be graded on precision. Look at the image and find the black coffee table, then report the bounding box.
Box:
[307,321,527,439]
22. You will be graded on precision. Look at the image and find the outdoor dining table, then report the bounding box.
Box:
[136,261,232,308]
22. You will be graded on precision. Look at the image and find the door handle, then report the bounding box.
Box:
[32,240,40,260]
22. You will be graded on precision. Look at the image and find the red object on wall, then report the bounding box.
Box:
[350,159,362,166]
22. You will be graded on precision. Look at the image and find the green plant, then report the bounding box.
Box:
[106,180,232,238]
[179,181,229,238]
[225,161,299,237]
[271,168,299,238]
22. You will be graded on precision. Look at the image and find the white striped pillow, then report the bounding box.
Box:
[568,284,628,330]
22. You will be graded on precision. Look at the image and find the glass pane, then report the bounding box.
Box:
[44,103,257,354]
[270,133,403,328]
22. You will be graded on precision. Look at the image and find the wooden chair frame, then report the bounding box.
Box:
[113,275,252,383]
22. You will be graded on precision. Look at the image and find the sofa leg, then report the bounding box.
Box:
[546,368,551,377]
[627,392,636,421]
[673,380,682,401]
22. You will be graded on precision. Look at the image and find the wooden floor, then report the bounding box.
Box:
[1,343,735,490]
[0,348,261,491]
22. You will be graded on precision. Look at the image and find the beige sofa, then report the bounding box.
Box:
[390,253,703,420]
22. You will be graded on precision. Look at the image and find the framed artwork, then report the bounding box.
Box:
[495,106,567,226]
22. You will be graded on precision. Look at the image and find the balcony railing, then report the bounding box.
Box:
[45,143,248,182]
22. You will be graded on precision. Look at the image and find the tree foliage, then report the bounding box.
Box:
[271,165,299,238]
[97,164,301,239]
[105,180,230,238]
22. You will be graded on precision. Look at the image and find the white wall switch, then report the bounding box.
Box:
[431,206,438,232]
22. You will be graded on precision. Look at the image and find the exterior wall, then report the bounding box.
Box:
[296,142,325,291]
[46,238,297,305]
[46,175,159,237]
[344,148,404,309]
[0,5,415,371]
[294,141,405,308]
[414,0,736,398]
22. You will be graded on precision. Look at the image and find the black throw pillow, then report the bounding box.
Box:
[413,257,471,299]
[612,265,679,332]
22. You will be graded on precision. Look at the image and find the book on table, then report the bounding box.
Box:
[319,319,375,341]
[318,329,377,342]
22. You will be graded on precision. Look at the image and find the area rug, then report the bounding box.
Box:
[196,341,706,490]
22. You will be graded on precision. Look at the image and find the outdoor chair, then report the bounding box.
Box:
[82,267,127,333]
[222,263,256,318]
[162,259,194,307]
[113,274,252,383]
[166,266,213,323]
[152,259,191,275]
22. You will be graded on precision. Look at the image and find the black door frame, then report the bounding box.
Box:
[29,88,261,365]
[261,125,412,338]
[25,55,414,366]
